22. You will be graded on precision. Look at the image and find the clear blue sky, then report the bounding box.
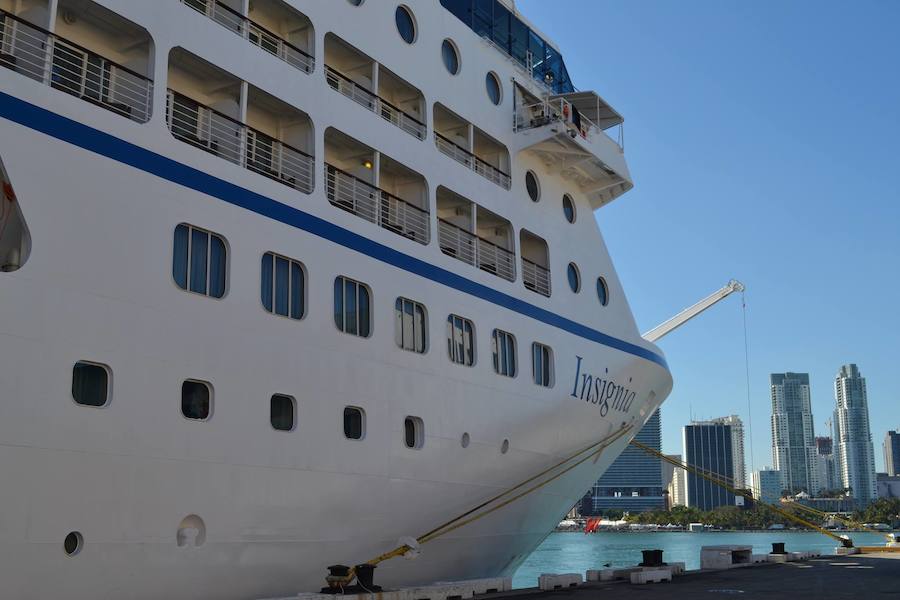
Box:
[518,0,900,472]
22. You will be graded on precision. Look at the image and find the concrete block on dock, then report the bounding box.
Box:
[538,573,582,591]
[629,569,672,585]
[290,577,512,600]
[768,553,789,563]
[835,546,861,555]
[751,554,768,564]
[700,545,753,570]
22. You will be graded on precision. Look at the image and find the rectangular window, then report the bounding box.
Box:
[532,342,553,387]
[261,252,305,320]
[334,276,371,337]
[182,380,212,420]
[344,406,365,440]
[173,224,227,298]
[491,329,517,377]
[395,297,427,353]
[447,314,475,366]
[71,361,110,407]
[270,394,296,431]
[404,416,424,449]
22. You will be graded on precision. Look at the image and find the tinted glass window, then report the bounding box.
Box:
[532,343,553,387]
[485,72,502,105]
[526,171,540,202]
[344,406,364,440]
[563,194,576,223]
[597,277,609,306]
[404,416,423,449]
[447,314,475,366]
[492,329,517,377]
[395,297,427,353]
[396,6,416,44]
[271,394,295,431]
[334,276,371,337]
[261,253,305,319]
[72,362,109,407]
[173,224,227,298]
[182,380,211,420]
[442,39,459,75]
[567,263,580,292]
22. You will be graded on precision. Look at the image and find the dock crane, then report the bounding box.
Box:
[643,279,745,342]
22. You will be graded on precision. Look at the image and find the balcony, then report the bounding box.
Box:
[167,90,313,193]
[325,66,425,140]
[521,229,551,297]
[513,88,632,208]
[326,164,429,245]
[0,7,153,122]
[434,103,511,190]
[181,0,314,74]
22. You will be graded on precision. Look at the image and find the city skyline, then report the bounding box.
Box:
[516,1,900,472]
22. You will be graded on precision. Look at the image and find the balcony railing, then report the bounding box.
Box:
[325,66,426,140]
[0,9,153,123]
[325,164,429,245]
[439,219,515,282]
[514,98,623,150]
[181,0,314,74]
[434,132,511,190]
[167,90,314,194]
[522,257,551,297]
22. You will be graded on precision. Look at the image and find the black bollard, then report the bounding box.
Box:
[354,563,382,592]
[639,549,665,567]
[771,542,786,554]
[320,564,352,594]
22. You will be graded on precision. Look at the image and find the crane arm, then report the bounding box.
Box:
[642,279,745,343]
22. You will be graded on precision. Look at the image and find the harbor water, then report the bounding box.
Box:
[512,530,892,588]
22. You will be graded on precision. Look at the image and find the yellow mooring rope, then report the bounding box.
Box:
[330,423,635,587]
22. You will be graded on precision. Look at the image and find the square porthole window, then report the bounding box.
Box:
[72,361,110,407]
[344,406,365,440]
[270,394,296,431]
[182,380,212,420]
[404,416,424,449]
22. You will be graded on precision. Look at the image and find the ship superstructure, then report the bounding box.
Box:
[0,1,671,598]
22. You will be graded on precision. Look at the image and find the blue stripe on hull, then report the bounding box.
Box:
[0,90,668,369]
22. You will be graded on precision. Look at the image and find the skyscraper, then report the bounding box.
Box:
[588,410,665,513]
[710,415,746,489]
[662,454,686,508]
[770,372,818,494]
[833,364,876,505]
[884,431,900,477]
[683,421,735,510]
[751,469,782,505]
[815,435,838,492]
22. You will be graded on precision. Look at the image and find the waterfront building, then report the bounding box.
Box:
[770,372,819,494]
[815,435,838,493]
[589,410,665,513]
[663,454,686,508]
[751,468,782,505]
[884,431,900,476]
[833,364,877,505]
[710,415,746,489]
[793,494,855,514]
[683,421,735,510]
[877,473,900,499]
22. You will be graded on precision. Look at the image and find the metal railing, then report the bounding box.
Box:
[434,132,512,190]
[181,0,314,74]
[325,66,426,140]
[522,257,551,297]
[0,9,153,123]
[514,98,623,150]
[167,90,314,194]
[439,219,515,282]
[326,164,429,245]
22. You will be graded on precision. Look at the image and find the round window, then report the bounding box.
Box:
[525,170,540,202]
[347,0,364,5]
[563,194,576,223]
[442,39,459,75]
[485,72,502,105]
[567,263,581,293]
[395,6,416,44]
[597,277,609,306]
[64,531,83,556]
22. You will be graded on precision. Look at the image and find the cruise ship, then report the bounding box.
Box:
[0,1,673,598]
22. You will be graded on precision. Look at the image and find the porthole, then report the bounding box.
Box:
[525,170,540,202]
[72,361,110,407]
[597,277,610,306]
[347,0,364,4]
[344,406,365,440]
[567,263,581,293]
[182,380,212,421]
[485,72,502,105]
[501,439,510,454]
[63,531,83,556]
[461,432,470,448]
[442,39,459,75]
[562,194,576,223]
[404,416,424,449]
[395,5,416,44]
[270,394,296,432]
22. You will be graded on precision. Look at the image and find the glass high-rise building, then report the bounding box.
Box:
[683,421,735,510]
[751,468,782,505]
[833,364,876,504]
[884,431,900,477]
[588,409,665,513]
[770,372,818,494]
[815,435,838,492]
[710,415,746,489]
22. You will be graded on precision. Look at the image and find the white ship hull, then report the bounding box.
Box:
[0,1,672,598]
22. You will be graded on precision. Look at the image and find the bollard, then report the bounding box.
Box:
[771,542,786,554]
[354,564,382,592]
[639,549,665,567]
